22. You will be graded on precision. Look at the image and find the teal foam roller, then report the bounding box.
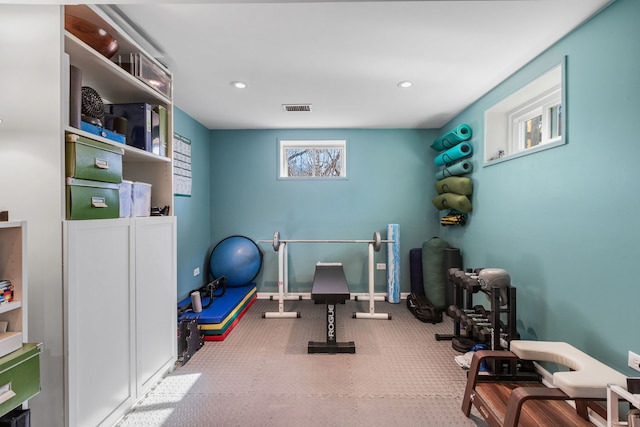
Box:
[386,224,401,304]
[435,160,473,180]
[434,142,473,166]
[431,124,472,151]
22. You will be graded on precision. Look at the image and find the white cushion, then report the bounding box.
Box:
[509,340,627,399]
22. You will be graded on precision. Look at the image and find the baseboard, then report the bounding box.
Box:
[257,292,407,300]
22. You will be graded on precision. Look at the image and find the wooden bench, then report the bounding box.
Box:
[462,341,628,427]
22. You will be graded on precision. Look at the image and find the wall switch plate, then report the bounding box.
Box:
[376,263,386,270]
[629,351,640,372]
[193,267,200,277]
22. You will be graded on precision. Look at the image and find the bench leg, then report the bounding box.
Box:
[308,303,355,354]
[503,386,570,427]
[462,350,520,416]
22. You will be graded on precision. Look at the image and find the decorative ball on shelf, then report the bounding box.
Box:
[65,14,119,59]
[81,86,104,126]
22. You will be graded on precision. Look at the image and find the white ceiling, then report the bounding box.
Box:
[107,0,612,130]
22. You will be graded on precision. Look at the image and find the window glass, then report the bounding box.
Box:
[484,58,566,165]
[523,114,543,149]
[279,140,346,178]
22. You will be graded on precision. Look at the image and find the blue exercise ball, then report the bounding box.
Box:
[209,236,263,287]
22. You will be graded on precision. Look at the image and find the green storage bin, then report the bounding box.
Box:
[0,343,41,418]
[66,178,120,220]
[66,134,123,184]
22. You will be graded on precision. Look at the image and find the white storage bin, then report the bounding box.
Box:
[119,180,132,218]
[131,182,152,217]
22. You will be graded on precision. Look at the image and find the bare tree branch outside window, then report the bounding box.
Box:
[282,141,345,178]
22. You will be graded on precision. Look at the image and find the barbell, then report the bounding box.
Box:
[260,231,393,252]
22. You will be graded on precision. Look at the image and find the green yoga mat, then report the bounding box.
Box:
[422,237,450,309]
[434,142,473,166]
[431,124,472,151]
[435,160,473,180]
[432,193,473,213]
[435,176,473,195]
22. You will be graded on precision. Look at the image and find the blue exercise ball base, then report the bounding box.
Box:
[209,235,263,287]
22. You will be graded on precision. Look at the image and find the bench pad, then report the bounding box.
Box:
[509,341,627,399]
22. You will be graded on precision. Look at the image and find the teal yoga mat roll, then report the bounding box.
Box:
[435,160,473,180]
[431,124,472,152]
[434,142,473,166]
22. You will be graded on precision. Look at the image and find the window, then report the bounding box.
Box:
[509,86,562,153]
[279,140,346,178]
[484,57,566,165]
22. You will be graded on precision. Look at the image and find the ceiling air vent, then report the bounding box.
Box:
[282,104,312,112]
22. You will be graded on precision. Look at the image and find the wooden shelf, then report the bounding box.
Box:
[0,221,24,230]
[63,4,174,212]
[0,221,39,418]
[64,127,171,163]
[65,33,171,107]
[0,302,22,316]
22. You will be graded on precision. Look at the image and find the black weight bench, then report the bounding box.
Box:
[308,263,355,354]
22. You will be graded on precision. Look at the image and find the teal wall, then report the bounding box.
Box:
[439,0,639,374]
[174,0,637,374]
[173,107,212,301]
[209,129,438,294]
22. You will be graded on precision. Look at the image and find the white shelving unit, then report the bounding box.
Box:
[62,5,177,427]
[64,4,174,212]
[64,217,176,427]
[0,221,42,418]
[0,221,27,349]
[1,6,177,425]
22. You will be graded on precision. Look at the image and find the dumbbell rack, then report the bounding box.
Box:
[435,268,519,352]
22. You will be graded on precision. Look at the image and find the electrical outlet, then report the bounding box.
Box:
[193,267,200,277]
[629,351,640,372]
[376,263,386,270]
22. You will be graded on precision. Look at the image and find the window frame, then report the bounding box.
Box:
[508,86,562,153]
[278,139,347,179]
[483,56,567,166]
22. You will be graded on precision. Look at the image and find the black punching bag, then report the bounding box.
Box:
[443,247,463,307]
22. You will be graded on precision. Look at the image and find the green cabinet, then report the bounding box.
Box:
[0,343,41,418]
[66,134,123,184]
[66,178,120,220]
[65,133,124,220]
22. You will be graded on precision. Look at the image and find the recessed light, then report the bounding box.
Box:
[397,81,413,88]
[231,81,247,89]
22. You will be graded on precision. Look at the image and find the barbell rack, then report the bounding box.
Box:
[259,231,394,320]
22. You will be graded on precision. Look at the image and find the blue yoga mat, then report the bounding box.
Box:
[435,160,473,180]
[434,142,473,166]
[409,248,424,295]
[386,224,401,304]
[179,283,257,324]
[430,124,472,152]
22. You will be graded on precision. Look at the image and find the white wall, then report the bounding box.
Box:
[0,5,64,426]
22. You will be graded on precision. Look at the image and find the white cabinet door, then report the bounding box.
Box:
[133,216,177,397]
[64,219,133,427]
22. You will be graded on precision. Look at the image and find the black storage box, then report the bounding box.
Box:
[104,103,153,152]
[0,408,30,427]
